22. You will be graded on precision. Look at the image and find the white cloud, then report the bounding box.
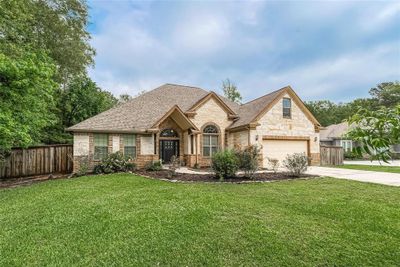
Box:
[236,41,400,102]
[87,1,399,103]
[173,14,230,54]
[360,1,400,32]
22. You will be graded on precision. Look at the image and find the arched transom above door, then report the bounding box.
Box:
[160,129,179,138]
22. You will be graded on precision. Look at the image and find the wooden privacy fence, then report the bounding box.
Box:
[0,145,73,179]
[320,145,344,166]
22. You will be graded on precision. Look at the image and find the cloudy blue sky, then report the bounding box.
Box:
[87,0,400,103]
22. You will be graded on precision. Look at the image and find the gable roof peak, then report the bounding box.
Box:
[241,86,290,106]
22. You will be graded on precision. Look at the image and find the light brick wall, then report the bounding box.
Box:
[250,94,320,165]
[73,133,89,156]
[73,132,95,173]
[232,130,249,149]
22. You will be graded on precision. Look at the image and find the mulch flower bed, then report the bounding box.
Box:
[135,170,317,183]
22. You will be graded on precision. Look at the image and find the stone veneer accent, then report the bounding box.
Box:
[190,97,233,167]
[250,94,320,166]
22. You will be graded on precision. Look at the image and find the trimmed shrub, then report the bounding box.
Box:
[267,158,279,173]
[211,149,239,180]
[145,160,163,171]
[282,153,308,177]
[94,152,136,174]
[235,145,260,178]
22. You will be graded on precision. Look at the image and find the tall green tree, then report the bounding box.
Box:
[305,84,386,127]
[369,81,400,108]
[42,75,118,144]
[222,79,242,104]
[0,51,57,158]
[304,100,340,126]
[0,0,95,83]
[0,0,106,147]
[60,75,117,127]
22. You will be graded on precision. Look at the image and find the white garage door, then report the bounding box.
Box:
[263,140,308,168]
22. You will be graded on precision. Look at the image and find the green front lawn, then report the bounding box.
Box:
[0,174,399,266]
[336,164,400,174]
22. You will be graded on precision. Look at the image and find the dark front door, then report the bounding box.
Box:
[160,140,179,163]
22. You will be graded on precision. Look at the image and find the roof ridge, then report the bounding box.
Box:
[241,86,289,106]
[164,83,209,91]
[120,83,208,105]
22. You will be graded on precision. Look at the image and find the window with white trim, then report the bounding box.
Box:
[283,98,292,119]
[202,125,219,157]
[123,134,136,158]
[94,134,108,160]
[340,140,353,152]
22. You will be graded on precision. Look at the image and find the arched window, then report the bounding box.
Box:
[160,129,178,138]
[202,125,219,157]
[203,125,219,134]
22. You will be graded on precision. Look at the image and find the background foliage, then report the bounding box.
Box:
[0,51,57,157]
[0,0,118,155]
[305,82,399,127]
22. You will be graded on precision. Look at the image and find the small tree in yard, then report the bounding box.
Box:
[347,105,400,162]
[211,149,239,180]
[283,153,308,177]
[236,145,261,178]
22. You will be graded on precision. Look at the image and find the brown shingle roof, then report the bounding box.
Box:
[227,87,287,129]
[67,83,240,132]
[67,83,313,133]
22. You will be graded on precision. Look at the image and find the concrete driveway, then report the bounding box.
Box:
[306,166,400,187]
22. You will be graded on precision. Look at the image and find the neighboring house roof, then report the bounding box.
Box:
[320,122,354,141]
[67,83,320,133]
[67,84,239,133]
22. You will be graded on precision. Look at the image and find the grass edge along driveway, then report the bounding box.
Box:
[0,174,399,266]
[334,164,400,174]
